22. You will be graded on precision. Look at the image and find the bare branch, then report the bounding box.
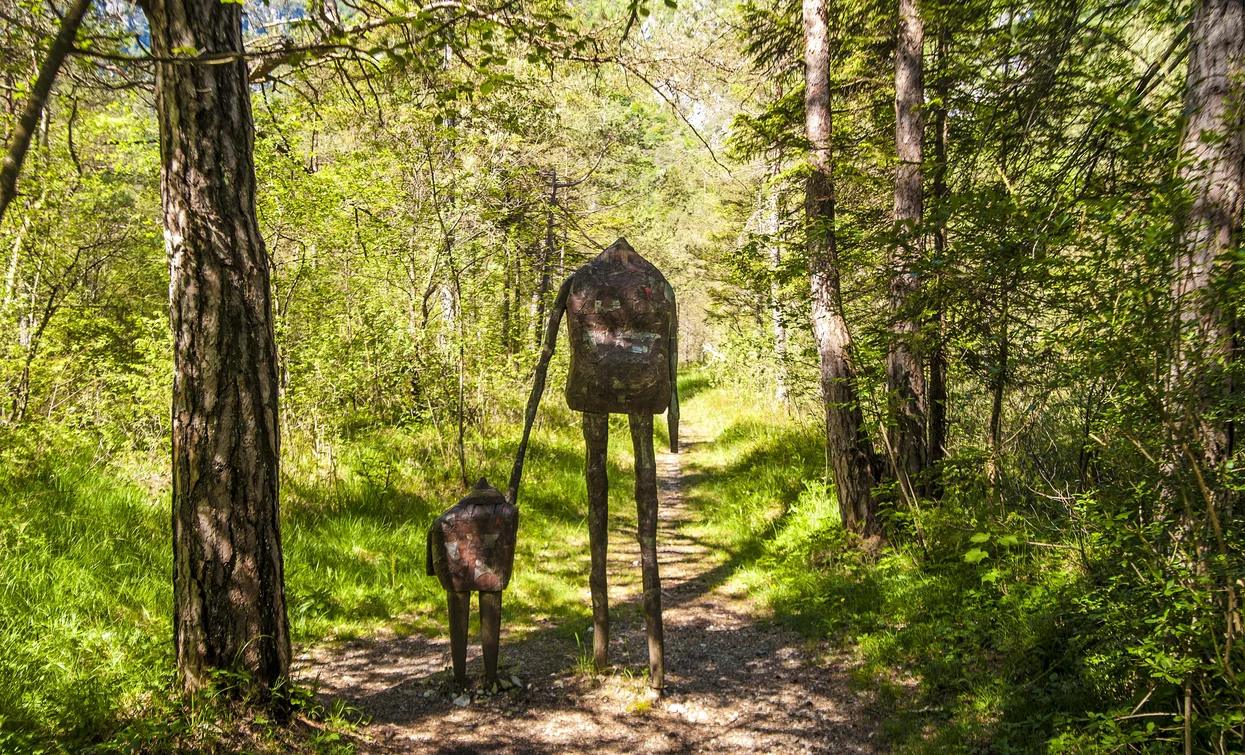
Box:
[0,0,93,228]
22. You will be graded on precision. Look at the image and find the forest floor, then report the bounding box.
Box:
[293,422,883,755]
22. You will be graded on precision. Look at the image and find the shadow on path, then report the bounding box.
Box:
[294,427,880,754]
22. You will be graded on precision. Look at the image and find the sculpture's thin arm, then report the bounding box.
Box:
[668,298,679,454]
[507,275,573,504]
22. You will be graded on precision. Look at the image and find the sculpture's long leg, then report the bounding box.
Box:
[629,412,664,689]
[479,591,502,685]
[447,590,471,686]
[583,411,611,670]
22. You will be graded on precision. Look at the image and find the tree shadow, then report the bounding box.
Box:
[292,415,880,753]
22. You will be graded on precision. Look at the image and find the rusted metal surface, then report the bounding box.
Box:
[426,478,518,593]
[509,237,677,691]
[583,412,611,670]
[566,238,677,416]
[629,412,664,688]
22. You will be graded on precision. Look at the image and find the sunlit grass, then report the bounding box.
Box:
[1,369,1127,754]
[0,385,661,752]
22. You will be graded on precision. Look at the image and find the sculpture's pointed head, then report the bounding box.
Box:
[446,477,507,510]
[599,237,639,265]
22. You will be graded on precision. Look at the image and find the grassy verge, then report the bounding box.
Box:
[0,368,1190,753]
[0,388,662,753]
[676,371,1194,754]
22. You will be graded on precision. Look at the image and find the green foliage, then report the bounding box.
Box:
[0,389,666,750]
[2,0,1243,750]
[686,368,1244,753]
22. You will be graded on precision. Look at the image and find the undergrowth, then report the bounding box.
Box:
[0,395,647,753]
[681,369,1243,755]
[3,368,1241,753]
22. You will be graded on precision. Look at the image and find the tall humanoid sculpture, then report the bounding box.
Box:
[508,237,678,690]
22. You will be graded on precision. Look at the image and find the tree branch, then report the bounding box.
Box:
[0,0,93,228]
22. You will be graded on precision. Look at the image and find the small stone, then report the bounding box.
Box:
[453,693,472,707]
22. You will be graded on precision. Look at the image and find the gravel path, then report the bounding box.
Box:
[294,428,881,754]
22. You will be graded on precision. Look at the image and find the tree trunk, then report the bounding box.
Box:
[886,0,928,495]
[1172,0,1243,486]
[534,170,556,347]
[986,300,1008,504]
[768,148,790,404]
[927,26,949,497]
[501,240,513,357]
[804,0,880,534]
[140,0,291,699]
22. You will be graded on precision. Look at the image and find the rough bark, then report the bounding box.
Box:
[804,0,880,534]
[927,27,949,496]
[140,0,291,698]
[0,0,92,229]
[887,0,928,496]
[1173,0,1243,480]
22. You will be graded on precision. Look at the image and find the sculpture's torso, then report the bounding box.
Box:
[426,479,518,592]
[565,239,675,415]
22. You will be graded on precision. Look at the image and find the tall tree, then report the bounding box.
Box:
[1171,0,1243,492]
[803,0,880,533]
[138,0,291,698]
[886,0,928,496]
[767,149,790,404]
[926,26,949,495]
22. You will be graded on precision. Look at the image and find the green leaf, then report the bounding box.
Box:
[970,532,991,543]
[964,548,989,564]
[171,45,200,57]
[997,534,1020,547]
[664,0,677,6]
[981,568,1002,583]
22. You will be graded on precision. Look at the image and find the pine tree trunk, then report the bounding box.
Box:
[1173,0,1243,486]
[804,0,880,534]
[986,301,1008,504]
[140,0,291,699]
[501,241,513,357]
[767,137,790,404]
[927,27,949,496]
[887,0,928,495]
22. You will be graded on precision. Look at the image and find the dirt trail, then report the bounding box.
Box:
[294,428,880,754]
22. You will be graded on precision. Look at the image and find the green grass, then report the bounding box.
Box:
[672,371,1172,754]
[0,389,661,753]
[0,369,1203,754]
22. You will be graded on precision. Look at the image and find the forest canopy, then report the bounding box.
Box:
[0,0,1240,751]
